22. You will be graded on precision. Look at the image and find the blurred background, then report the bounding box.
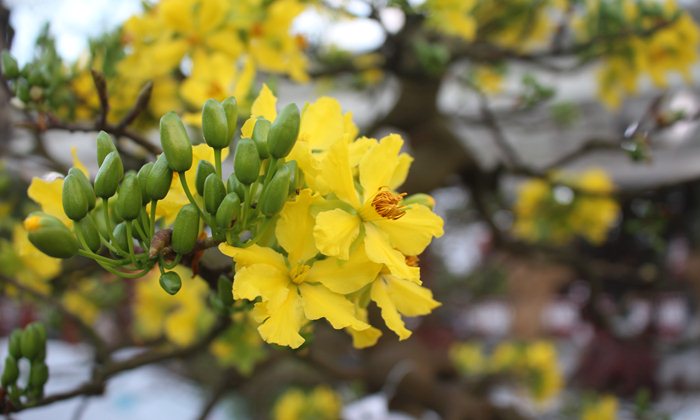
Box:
[3,0,700,419]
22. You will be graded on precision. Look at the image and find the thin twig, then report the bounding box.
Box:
[90,70,109,128]
[115,81,153,132]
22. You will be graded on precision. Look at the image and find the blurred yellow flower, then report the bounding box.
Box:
[272,386,342,420]
[133,265,215,346]
[582,394,618,420]
[514,169,618,245]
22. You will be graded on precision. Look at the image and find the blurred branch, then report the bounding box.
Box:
[90,70,109,128]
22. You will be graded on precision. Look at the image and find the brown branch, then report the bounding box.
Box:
[43,117,160,155]
[115,81,153,132]
[90,70,109,128]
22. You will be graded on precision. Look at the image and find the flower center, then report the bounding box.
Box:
[371,188,407,220]
[290,264,310,284]
[405,255,420,267]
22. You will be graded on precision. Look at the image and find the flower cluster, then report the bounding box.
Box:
[451,340,564,402]
[576,0,700,108]
[272,386,342,420]
[23,86,444,350]
[219,86,444,348]
[513,169,619,245]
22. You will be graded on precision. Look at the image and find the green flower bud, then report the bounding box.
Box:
[28,361,48,389]
[217,275,234,306]
[1,356,18,387]
[8,330,22,359]
[62,173,89,221]
[195,160,216,196]
[27,65,48,87]
[171,204,200,255]
[112,222,130,252]
[16,79,30,103]
[20,327,40,361]
[2,51,19,79]
[159,111,193,172]
[259,165,291,216]
[222,97,238,144]
[268,103,300,159]
[116,172,142,221]
[281,160,302,195]
[402,193,435,210]
[68,168,96,211]
[202,99,229,149]
[233,138,260,185]
[96,131,117,167]
[76,217,101,253]
[252,118,271,159]
[24,213,79,258]
[137,162,154,204]
[94,151,124,199]
[30,323,47,346]
[204,173,226,215]
[147,154,173,201]
[159,271,182,295]
[227,172,246,201]
[215,192,241,229]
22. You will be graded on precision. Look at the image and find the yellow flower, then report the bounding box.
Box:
[181,51,255,125]
[62,279,102,324]
[425,0,478,41]
[7,224,61,296]
[219,189,377,349]
[513,169,618,244]
[133,265,215,346]
[582,395,618,420]
[272,386,342,420]
[312,134,443,281]
[524,341,563,402]
[473,65,504,94]
[450,342,486,375]
[370,268,440,340]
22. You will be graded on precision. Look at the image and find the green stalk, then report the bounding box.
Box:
[214,148,223,179]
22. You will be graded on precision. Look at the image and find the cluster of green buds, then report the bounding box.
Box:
[25,95,302,295]
[1,323,49,407]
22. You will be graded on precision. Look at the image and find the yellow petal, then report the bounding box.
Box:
[319,139,360,208]
[70,146,89,177]
[241,84,277,138]
[276,189,319,263]
[258,289,306,349]
[389,153,413,190]
[358,134,404,201]
[306,244,381,294]
[372,205,444,256]
[371,278,411,340]
[298,97,349,151]
[349,325,382,349]
[313,209,361,260]
[384,274,440,316]
[298,283,369,331]
[27,177,71,226]
[232,263,290,304]
[363,223,419,281]
[219,243,287,272]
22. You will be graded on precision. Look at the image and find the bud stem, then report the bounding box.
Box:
[149,200,158,239]
[178,172,215,228]
[125,222,137,266]
[103,198,128,257]
[214,148,223,180]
